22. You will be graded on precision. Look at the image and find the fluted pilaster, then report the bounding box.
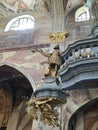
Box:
[51,0,65,32]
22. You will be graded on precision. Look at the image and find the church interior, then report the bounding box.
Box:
[0,0,98,130]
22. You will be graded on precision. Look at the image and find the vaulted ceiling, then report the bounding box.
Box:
[0,0,84,31]
[0,0,96,50]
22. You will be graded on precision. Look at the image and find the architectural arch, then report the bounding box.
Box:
[0,62,36,91]
[0,62,36,130]
[4,15,35,31]
[91,120,98,130]
[75,6,90,22]
[68,98,98,130]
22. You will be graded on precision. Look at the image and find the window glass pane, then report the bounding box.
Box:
[75,7,90,22]
[4,15,35,31]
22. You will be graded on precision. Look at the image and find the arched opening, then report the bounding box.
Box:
[0,64,33,130]
[75,7,90,22]
[4,15,35,31]
[68,98,98,130]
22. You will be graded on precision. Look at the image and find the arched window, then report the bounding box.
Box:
[75,7,90,22]
[4,15,35,31]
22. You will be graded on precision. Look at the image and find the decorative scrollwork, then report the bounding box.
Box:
[49,31,69,43]
[27,96,60,127]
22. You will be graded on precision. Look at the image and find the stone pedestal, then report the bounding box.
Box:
[34,77,67,103]
[31,77,68,130]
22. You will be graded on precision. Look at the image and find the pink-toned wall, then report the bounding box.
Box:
[0,26,97,130]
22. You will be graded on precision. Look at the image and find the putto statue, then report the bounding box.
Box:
[32,44,64,77]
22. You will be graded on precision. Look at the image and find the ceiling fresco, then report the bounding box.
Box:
[0,0,86,20]
[0,0,96,32]
[0,0,50,19]
[0,0,96,20]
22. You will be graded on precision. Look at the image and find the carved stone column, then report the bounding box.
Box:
[51,0,65,32]
[50,0,67,52]
[92,1,98,24]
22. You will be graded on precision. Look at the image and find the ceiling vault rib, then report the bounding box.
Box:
[0,0,16,13]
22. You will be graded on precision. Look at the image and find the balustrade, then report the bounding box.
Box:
[59,25,98,90]
[61,42,98,70]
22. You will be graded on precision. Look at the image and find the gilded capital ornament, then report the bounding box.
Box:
[49,31,69,43]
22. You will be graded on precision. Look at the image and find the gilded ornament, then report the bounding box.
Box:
[27,96,60,127]
[49,31,69,43]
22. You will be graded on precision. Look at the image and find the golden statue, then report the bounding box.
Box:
[31,44,65,77]
[27,96,60,127]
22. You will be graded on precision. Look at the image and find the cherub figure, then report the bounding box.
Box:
[31,44,64,77]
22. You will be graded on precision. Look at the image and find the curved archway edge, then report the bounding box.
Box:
[68,97,98,130]
[0,62,36,91]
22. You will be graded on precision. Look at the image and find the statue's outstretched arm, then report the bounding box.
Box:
[31,48,50,58]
